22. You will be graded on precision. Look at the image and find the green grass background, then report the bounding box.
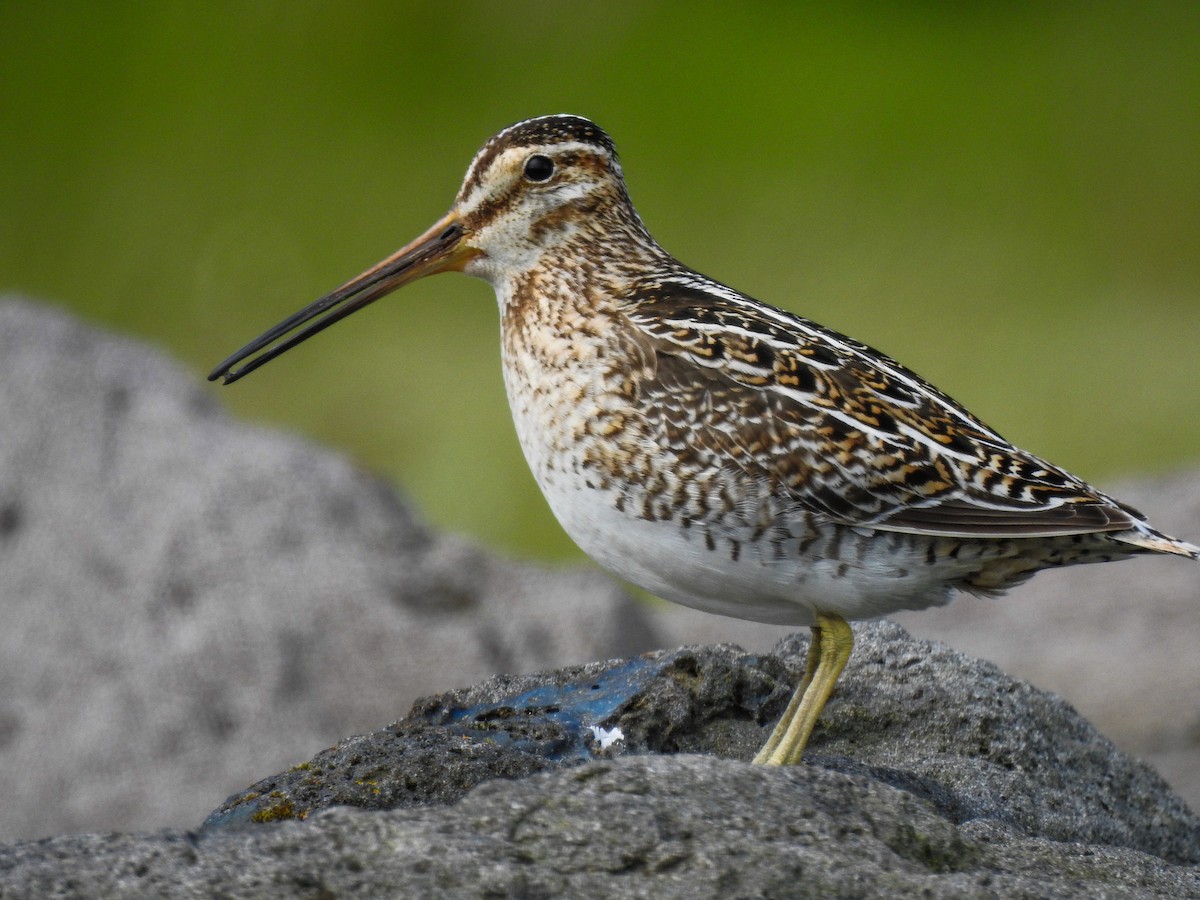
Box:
[2,2,1197,561]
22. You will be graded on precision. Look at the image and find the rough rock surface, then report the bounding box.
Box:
[651,477,1200,811]
[2,760,1196,900]
[891,469,1200,809]
[0,297,657,841]
[1,624,1197,898]
[197,625,1199,866]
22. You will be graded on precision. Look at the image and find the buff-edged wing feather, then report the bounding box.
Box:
[624,273,1199,558]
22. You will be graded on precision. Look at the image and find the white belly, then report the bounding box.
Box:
[498,314,956,626]
[536,475,958,626]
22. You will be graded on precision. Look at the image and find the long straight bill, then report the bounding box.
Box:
[209,213,471,384]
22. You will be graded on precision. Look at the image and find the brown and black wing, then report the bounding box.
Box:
[622,274,1151,541]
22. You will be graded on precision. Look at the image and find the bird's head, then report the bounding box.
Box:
[209,115,644,384]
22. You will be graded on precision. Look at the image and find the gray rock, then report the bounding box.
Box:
[200,643,788,829]
[891,470,1200,810]
[0,297,657,841]
[652,471,1200,812]
[1,624,1197,898]
[197,623,1197,862]
[4,759,1198,899]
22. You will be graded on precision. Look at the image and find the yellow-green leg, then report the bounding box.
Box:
[751,623,822,764]
[752,612,854,766]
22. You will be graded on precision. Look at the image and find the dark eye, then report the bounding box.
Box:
[523,154,554,182]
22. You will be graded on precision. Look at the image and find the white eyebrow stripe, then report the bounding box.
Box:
[458,140,614,218]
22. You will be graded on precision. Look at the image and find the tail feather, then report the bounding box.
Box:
[1112,526,1200,559]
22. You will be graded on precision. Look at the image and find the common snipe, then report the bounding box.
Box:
[211,115,1197,766]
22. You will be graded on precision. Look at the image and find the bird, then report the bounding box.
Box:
[210,114,1198,766]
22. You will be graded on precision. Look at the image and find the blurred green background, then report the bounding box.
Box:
[2,2,1197,562]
